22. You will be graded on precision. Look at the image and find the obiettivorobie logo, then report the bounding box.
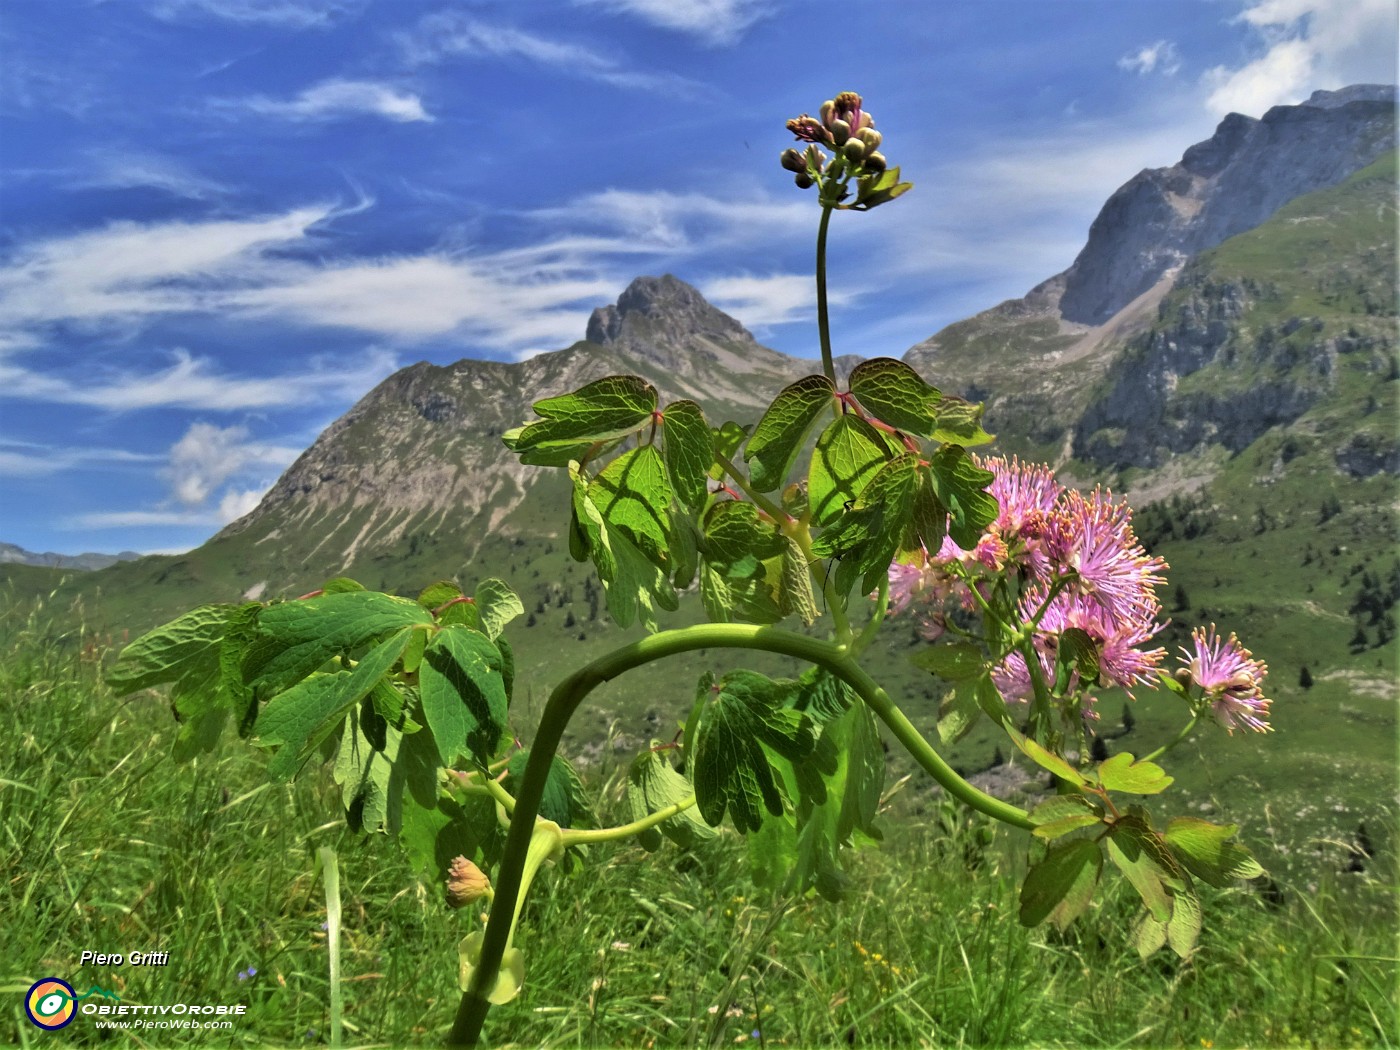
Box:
[24,978,121,1030]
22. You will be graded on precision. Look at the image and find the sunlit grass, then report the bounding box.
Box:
[1,592,1395,1047]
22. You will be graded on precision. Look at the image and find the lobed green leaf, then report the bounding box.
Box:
[1092,752,1174,795]
[509,375,657,451]
[1164,817,1266,886]
[1020,838,1102,930]
[420,625,509,766]
[847,358,941,436]
[807,414,891,525]
[661,400,713,512]
[744,375,836,492]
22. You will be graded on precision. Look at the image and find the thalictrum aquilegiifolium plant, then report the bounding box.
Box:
[107,91,1273,1046]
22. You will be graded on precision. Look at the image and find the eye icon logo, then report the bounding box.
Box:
[25,979,77,1030]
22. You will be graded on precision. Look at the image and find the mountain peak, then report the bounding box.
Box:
[586,274,753,349]
[1057,85,1396,324]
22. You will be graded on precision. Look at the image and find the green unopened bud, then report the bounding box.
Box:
[858,128,882,150]
[794,172,814,189]
[780,147,805,173]
[819,99,835,125]
[864,151,887,173]
[843,139,866,163]
[829,118,851,146]
[446,856,492,908]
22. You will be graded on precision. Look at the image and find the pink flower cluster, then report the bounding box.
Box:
[1179,625,1272,733]
[890,456,1169,708]
[888,457,1272,731]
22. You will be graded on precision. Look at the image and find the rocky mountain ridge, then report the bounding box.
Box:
[0,541,141,571]
[904,86,1397,475]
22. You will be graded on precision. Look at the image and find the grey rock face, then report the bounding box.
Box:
[1058,86,1397,324]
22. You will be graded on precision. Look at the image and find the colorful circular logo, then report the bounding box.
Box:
[25,978,77,1030]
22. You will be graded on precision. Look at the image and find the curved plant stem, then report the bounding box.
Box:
[563,795,697,845]
[851,574,889,656]
[1141,712,1201,763]
[815,203,836,385]
[447,623,1032,1046]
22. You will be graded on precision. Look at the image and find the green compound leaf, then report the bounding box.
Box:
[246,591,432,693]
[1019,838,1102,930]
[811,453,921,596]
[587,445,675,569]
[1133,911,1168,960]
[698,500,786,625]
[710,421,750,480]
[1163,817,1266,886]
[333,697,402,834]
[692,670,817,834]
[473,578,524,642]
[779,695,886,902]
[505,750,593,830]
[930,395,995,447]
[397,726,502,880]
[910,641,985,682]
[420,625,509,766]
[1106,814,1187,924]
[1002,720,1088,786]
[935,686,982,746]
[509,375,657,451]
[661,400,712,512]
[1091,752,1174,795]
[1030,795,1106,841]
[571,464,677,632]
[108,603,237,699]
[928,445,999,550]
[744,374,836,492]
[255,626,414,780]
[807,414,892,525]
[1167,886,1203,958]
[847,358,942,436]
[626,747,714,851]
[850,166,914,211]
[911,469,949,554]
[779,535,819,626]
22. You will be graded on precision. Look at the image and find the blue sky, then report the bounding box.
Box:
[1,0,1395,556]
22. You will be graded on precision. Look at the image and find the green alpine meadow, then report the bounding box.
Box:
[3,79,1396,1050]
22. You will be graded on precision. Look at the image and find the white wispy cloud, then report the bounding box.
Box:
[0,347,399,412]
[219,78,432,122]
[75,149,231,199]
[0,440,162,477]
[576,0,775,46]
[0,204,338,328]
[1203,0,1398,117]
[0,194,806,355]
[700,273,841,328]
[1118,40,1181,77]
[67,508,226,529]
[142,0,360,28]
[165,422,299,505]
[395,12,706,96]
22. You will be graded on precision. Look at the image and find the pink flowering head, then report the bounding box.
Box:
[980,456,1063,542]
[1179,625,1272,733]
[886,560,925,615]
[1041,488,1167,627]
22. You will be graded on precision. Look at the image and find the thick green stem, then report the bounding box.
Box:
[816,203,836,385]
[447,623,1031,1046]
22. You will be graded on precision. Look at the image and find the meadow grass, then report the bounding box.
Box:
[1,593,1396,1049]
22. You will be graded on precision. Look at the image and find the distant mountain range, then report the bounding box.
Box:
[5,86,1395,639]
[0,542,141,571]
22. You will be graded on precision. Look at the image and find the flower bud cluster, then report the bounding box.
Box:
[885,456,1268,733]
[782,91,888,188]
